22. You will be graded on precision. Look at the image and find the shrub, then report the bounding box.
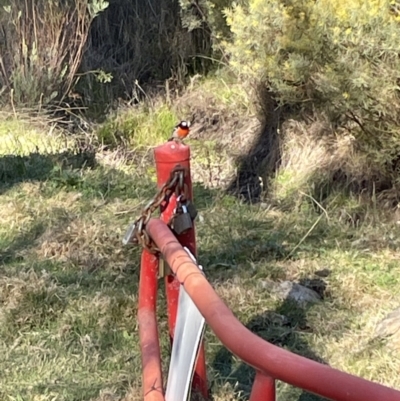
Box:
[0,0,108,107]
[224,0,400,183]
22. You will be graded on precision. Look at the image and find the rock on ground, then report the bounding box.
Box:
[375,307,400,349]
[261,280,321,307]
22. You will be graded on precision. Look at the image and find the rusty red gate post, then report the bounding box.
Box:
[154,141,208,399]
[249,372,275,401]
[138,250,164,401]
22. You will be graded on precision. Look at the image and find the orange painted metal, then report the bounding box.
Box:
[138,250,164,401]
[146,218,400,401]
[249,372,275,401]
[153,141,208,399]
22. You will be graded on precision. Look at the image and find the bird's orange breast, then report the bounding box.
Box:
[176,126,190,138]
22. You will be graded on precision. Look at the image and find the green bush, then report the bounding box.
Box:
[224,0,400,174]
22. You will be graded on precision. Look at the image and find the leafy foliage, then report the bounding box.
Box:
[225,0,400,176]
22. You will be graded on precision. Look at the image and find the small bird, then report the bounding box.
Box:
[168,121,191,142]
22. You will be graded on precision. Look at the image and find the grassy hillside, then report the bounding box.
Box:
[1,77,400,401]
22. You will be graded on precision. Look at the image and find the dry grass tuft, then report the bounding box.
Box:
[273,115,396,211]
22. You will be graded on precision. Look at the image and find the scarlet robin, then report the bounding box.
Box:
[168,121,191,142]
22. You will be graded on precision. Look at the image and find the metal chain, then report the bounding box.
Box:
[127,166,186,253]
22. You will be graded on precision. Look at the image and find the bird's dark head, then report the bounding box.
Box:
[177,120,191,129]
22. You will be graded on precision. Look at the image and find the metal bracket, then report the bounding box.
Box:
[158,257,172,278]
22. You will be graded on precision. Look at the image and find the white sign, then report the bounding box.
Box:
[165,247,206,401]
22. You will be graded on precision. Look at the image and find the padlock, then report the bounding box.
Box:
[171,205,193,235]
[122,222,138,245]
[176,194,197,221]
[185,200,198,221]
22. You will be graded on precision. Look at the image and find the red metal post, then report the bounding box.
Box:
[249,372,275,401]
[146,218,400,401]
[138,250,164,401]
[153,141,208,399]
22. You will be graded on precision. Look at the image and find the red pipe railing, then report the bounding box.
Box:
[133,138,400,401]
[138,250,164,401]
[143,217,400,401]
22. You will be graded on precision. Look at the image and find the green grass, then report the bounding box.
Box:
[1,101,400,401]
[96,104,178,149]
